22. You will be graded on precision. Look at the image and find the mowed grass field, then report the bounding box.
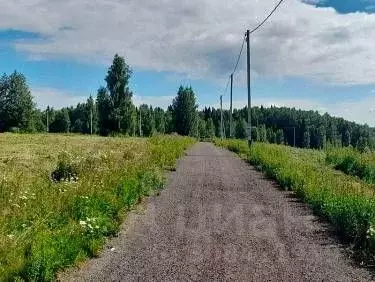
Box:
[215,139,375,264]
[0,133,195,281]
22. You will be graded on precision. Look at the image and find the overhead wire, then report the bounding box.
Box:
[219,0,285,112]
[249,0,285,35]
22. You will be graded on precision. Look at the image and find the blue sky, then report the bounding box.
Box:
[0,0,374,126]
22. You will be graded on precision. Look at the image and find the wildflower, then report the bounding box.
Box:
[366,225,375,239]
[21,223,27,228]
[7,234,14,239]
[79,220,87,226]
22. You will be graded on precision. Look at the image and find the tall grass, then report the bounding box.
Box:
[326,147,375,185]
[0,134,195,281]
[215,139,375,262]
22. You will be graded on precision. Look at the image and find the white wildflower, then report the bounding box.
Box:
[7,234,14,239]
[79,220,87,226]
[366,225,375,239]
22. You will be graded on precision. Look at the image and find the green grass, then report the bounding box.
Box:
[0,133,195,281]
[326,147,375,185]
[215,139,375,263]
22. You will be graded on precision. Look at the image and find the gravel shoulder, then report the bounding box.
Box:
[63,142,373,281]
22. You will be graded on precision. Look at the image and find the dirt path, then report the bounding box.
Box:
[65,142,373,281]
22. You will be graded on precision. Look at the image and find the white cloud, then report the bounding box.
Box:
[31,87,175,110]
[1,0,375,85]
[31,87,87,109]
[133,95,174,109]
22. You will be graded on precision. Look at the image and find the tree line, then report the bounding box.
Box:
[0,54,374,151]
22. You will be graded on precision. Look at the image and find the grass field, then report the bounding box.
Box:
[0,133,195,281]
[326,147,375,185]
[214,139,375,263]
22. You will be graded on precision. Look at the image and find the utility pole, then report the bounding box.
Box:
[220,95,223,140]
[46,108,49,133]
[230,74,233,138]
[90,109,93,135]
[139,107,142,137]
[246,29,252,147]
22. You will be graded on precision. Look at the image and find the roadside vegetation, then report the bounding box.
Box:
[326,147,375,185]
[0,134,195,281]
[215,139,375,264]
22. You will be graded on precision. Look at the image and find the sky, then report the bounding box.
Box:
[0,0,374,126]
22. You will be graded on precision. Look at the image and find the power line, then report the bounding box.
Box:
[250,0,285,35]
[232,35,246,76]
[222,75,231,97]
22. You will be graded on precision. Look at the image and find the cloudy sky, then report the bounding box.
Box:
[0,0,374,126]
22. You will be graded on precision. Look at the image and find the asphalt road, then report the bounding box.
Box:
[65,142,373,281]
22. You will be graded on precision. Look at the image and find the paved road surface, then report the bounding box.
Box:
[65,142,373,281]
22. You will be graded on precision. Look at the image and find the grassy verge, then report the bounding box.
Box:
[326,147,375,185]
[214,139,375,263]
[0,134,195,281]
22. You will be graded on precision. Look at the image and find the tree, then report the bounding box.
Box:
[86,95,98,134]
[275,129,284,144]
[258,124,267,142]
[235,119,247,139]
[140,104,155,136]
[105,54,133,133]
[303,130,311,148]
[50,109,70,133]
[206,118,216,138]
[343,129,351,147]
[97,87,112,136]
[154,107,165,134]
[171,86,198,136]
[198,118,207,139]
[0,72,35,132]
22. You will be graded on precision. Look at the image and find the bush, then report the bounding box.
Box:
[51,151,79,182]
[326,147,375,185]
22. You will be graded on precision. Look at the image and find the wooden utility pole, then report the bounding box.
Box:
[246,30,252,147]
[220,95,223,140]
[46,108,49,133]
[139,107,142,137]
[230,74,233,138]
[90,109,93,135]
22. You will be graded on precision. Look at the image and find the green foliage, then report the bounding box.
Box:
[326,147,375,185]
[215,139,375,262]
[96,54,135,135]
[0,134,195,280]
[0,72,35,132]
[235,119,247,139]
[50,109,70,133]
[52,151,79,182]
[171,86,198,136]
[202,106,375,150]
[139,104,155,137]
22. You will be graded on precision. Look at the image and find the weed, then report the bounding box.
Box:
[0,134,195,280]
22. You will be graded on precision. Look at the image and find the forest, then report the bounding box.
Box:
[0,54,374,151]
